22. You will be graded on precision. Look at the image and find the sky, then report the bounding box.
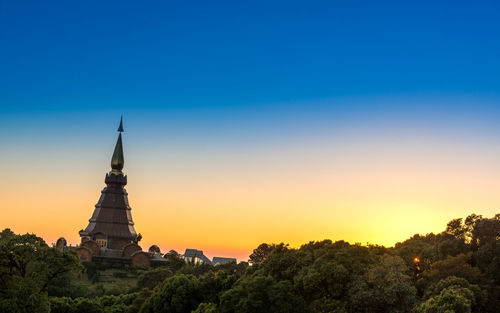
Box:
[1,1,500,261]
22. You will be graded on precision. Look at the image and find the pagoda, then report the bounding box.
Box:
[79,117,138,250]
[55,117,235,266]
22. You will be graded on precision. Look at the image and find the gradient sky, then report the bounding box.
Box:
[1,1,500,261]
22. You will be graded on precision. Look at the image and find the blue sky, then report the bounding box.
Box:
[2,0,500,146]
[2,0,500,164]
[1,1,499,113]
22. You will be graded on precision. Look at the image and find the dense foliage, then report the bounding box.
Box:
[0,213,499,312]
[0,229,81,313]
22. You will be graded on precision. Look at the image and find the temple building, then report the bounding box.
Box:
[60,118,161,266]
[55,117,237,266]
[78,117,138,250]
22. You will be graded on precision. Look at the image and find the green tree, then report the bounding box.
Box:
[472,217,500,248]
[126,289,152,313]
[294,254,350,301]
[0,229,81,313]
[49,297,76,313]
[139,274,201,313]
[464,214,482,246]
[349,254,416,313]
[446,218,465,240]
[259,244,311,281]
[394,234,437,266]
[474,240,500,283]
[197,270,239,304]
[219,275,306,313]
[417,253,483,291]
[416,283,476,313]
[163,250,186,272]
[423,276,486,310]
[73,298,103,313]
[136,266,173,290]
[308,297,347,313]
[192,302,218,313]
[214,261,248,277]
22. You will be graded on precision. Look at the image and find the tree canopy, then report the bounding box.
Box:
[1,213,499,312]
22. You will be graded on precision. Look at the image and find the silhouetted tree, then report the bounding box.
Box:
[472,217,500,248]
[446,218,465,240]
[248,243,282,264]
[163,249,185,272]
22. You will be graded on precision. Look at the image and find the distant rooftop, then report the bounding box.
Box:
[212,257,237,265]
[183,249,212,264]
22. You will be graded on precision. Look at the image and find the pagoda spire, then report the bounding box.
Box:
[80,115,137,249]
[111,117,124,173]
[117,115,124,132]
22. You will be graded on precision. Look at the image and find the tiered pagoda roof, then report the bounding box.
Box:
[79,117,138,249]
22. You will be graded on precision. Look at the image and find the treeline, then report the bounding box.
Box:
[0,214,499,313]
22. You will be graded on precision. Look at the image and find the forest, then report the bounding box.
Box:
[0,214,499,313]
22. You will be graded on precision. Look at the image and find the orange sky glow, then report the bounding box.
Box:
[2,122,499,262]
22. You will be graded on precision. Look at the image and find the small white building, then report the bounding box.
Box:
[182,249,212,265]
[182,249,237,265]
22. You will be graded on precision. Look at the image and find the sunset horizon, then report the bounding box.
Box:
[3,106,500,262]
